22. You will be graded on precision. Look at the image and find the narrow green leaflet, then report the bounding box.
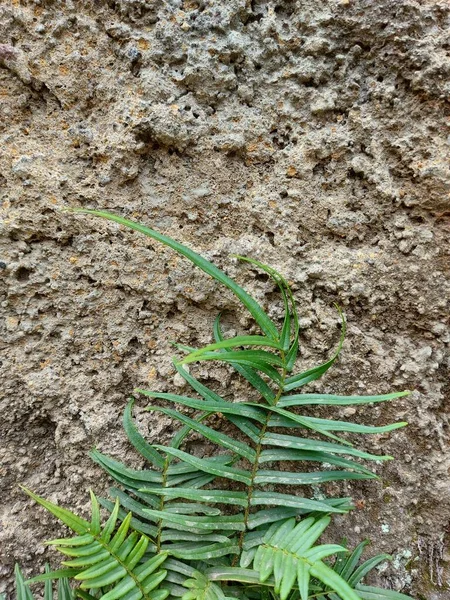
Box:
[143,509,245,532]
[213,315,276,404]
[182,336,283,359]
[267,405,352,445]
[177,348,285,384]
[145,488,248,507]
[250,492,347,514]
[263,433,393,461]
[253,470,375,485]
[22,565,75,600]
[21,487,90,535]
[309,561,361,600]
[90,451,163,488]
[147,406,256,461]
[123,400,165,469]
[257,448,374,475]
[165,503,220,516]
[247,508,308,529]
[71,209,279,340]
[154,446,252,485]
[268,414,407,433]
[138,392,266,423]
[161,531,229,543]
[207,568,273,585]
[278,391,410,408]
[168,540,239,561]
[181,349,284,368]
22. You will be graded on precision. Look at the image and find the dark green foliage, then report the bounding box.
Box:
[22,210,413,600]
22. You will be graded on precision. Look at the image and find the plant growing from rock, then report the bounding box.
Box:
[23,210,413,600]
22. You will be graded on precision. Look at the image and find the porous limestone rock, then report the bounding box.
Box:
[1,1,449,596]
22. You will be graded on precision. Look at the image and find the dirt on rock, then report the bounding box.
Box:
[0,1,449,597]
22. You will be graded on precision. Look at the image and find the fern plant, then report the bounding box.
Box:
[22,209,413,600]
[23,489,169,600]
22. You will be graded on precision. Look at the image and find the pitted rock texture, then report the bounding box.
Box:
[0,0,449,597]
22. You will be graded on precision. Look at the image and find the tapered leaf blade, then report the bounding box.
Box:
[71,209,279,340]
[258,448,374,475]
[148,406,256,461]
[263,433,393,461]
[123,400,165,469]
[310,561,362,600]
[139,392,266,422]
[154,446,252,484]
[145,488,248,507]
[21,488,90,535]
[183,336,283,358]
[181,349,284,367]
[213,315,276,404]
[269,414,407,433]
[206,568,273,585]
[279,391,410,408]
[142,509,245,531]
[254,470,375,485]
[26,569,80,585]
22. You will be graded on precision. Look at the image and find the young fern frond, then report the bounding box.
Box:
[22,489,169,600]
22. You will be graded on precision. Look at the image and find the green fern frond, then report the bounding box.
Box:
[251,516,359,600]
[22,489,169,600]
[69,209,413,600]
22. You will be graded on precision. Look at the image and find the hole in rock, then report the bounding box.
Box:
[16,266,31,281]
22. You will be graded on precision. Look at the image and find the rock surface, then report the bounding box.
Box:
[0,0,449,596]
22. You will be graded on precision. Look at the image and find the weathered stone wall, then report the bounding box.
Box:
[1,1,449,597]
